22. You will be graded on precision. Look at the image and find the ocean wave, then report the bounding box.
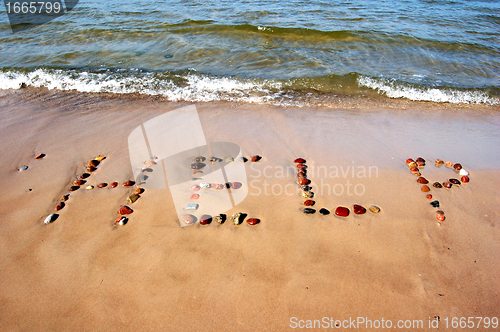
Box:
[0,68,498,106]
[357,76,499,105]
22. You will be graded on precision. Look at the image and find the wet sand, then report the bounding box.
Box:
[0,88,499,331]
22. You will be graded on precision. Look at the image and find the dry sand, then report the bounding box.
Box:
[0,88,499,331]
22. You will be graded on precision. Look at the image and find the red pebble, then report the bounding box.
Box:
[353,204,366,215]
[335,206,350,217]
[436,214,445,222]
[426,194,432,199]
[297,164,307,170]
[304,200,315,206]
[251,155,262,162]
[199,215,212,225]
[118,206,133,215]
[122,180,135,187]
[109,182,118,188]
[55,202,65,211]
[97,183,107,188]
[294,158,306,164]
[461,175,469,183]
[298,178,310,185]
[405,158,414,165]
[417,177,428,184]
[191,185,201,191]
[246,218,260,225]
[231,182,243,189]
[190,194,200,200]
[74,180,85,186]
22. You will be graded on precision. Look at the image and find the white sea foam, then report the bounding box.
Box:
[358,75,499,105]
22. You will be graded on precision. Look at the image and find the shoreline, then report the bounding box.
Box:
[1,88,499,331]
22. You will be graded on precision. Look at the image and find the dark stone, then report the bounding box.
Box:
[449,178,461,185]
[433,182,442,189]
[303,208,316,214]
[417,177,429,184]
[251,155,262,162]
[319,208,330,215]
[199,215,212,225]
[353,204,366,215]
[191,162,206,170]
[430,201,440,208]
[443,182,452,189]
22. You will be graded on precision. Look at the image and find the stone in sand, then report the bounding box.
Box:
[335,206,349,217]
[442,181,452,189]
[127,194,140,204]
[181,214,196,225]
[301,191,314,198]
[74,180,86,186]
[122,180,135,187]
[214,215,223,224]
[304,200,315,206]
[19,165,28,171]
[426,194,433,199]
[430,201,440,208]
[294,158,306,164]
[241,157,248,163]
[80,173,91,179]
[303,208,316,214]
[144,160,156,166]
[200,215,212,225]
[369,205,380,213]
[435,159,444,167]
[35,153,45,159]
[185,203,199,210]
[445,161,453,168]
[459,169,469,176]
[69,185,80,191]
[200,182,210,189]
[226,157,234,163]
[353,204,366,215]
[453,163,462,171]
[190,193,200,200]
[251,155,262,162]
[60,194,70,202]
[44,213,58,224]
[319,208,330,215]
[191,162,206,170]
[88,160,100,168]
[449,178,461,185]
[97,183,107,188]
[433,182,442,188]
[109,182,118,188]
[297,164,307,170]
[405,158,414,166]
[118,206,133,215]
[86,185,94,190]
[301,185,311,191]
[230,212,244,225]
[231,182,243,189]
[436,214,445,222]
[298,178,310,186]
[194,156,206,163]
[417,177,428,184]
[55,202,65,211]
[246,218,260,225]
[191,185,201,191]
[421,185,430,192]
[95,156,106,162]
[115,216,127,225]
[461,175,469,183]
[87,166,97,172]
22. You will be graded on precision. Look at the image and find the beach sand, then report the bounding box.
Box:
[0,88,499,331]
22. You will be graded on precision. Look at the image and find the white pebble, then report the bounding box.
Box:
[459,169,469,176]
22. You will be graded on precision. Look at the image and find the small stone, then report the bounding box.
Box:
[453,163,462,171]
[55,202,65,211]
[69,186,80,191]
[109,182,118,188]
[303,208,316,214]
[230,212,244,225]
[407,161,417,168]
[60,194,70,202]
[115,216,127,225]
[294,158,306,164]
[251,155,262,162]
[335,206,349,217]
[185,203,199,210]
[416,160,425,167]
[191,185,201,191]
[445,161,453,168]
[297,171,306,178]
[459,169,469,176]
[191,162,206,170]
[35,153,45,159]
[436,210,445,216]
[200,215,212,225]
[297,164,307,170]
[118,206,133,215]
[298,178,310,186]
[433,182,442,189]
[19,165,28,171]
[442,182,452,189]
[200,182,211,189]
[406,158,415,165]
[80,173,91,179]
[210,157,223,164]
[87,166,97,172]
[247,218,260,225]
[190,193,200,200]
[430,200,440,208]
[417,177,429,184]
[409,167,419,174]
[44,213,58,224]
[449,178,461,185]
[435,159,444,166]
[241,157,248,163]
[301,191,314,199]
[95,155,106,162]
[181,214,196,225]
[144,160,156,166]
[214,183,225,190]
[226,157,234,163]
[436,214,445,222]
[214,215,223,224]
[421,185,430,192]
[86,185,94,190]
[369,205,380,213]
[301,185,311,191]
[194,156,206,163]
[304,200,315,206]
[192,170,203,175]
[74,180,86,186]
[127,194,140,204]
[416,157,426,163]
[461,175,469,183]
[231,182,242,190]
[97,183,107,188]
[426,194,433,199]
[122,180,135,187]
[319,208,330,215]
[88,160,100,168]
[138,174,148,182]
[353,204,366,215]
